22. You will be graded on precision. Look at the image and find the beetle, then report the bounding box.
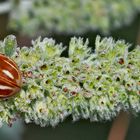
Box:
[0,53,22,98]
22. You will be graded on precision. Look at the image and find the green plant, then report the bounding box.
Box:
[10,0,140,36]
[0,35,139,127]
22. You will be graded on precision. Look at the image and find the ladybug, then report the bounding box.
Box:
[0,53,22,98]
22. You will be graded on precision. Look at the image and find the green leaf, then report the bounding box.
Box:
[4,35,17,57]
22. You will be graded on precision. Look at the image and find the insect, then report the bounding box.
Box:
[0,53,22,98]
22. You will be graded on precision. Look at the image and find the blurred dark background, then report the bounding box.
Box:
[0,0,140,140]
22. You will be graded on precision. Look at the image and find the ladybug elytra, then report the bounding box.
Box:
[0,54,22,98]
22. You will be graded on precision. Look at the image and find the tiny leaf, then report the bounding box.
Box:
[4,35,17,57]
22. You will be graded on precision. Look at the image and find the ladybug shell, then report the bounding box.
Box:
[0,54,22,98]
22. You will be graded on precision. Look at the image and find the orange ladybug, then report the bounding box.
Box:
[0,53,22,98]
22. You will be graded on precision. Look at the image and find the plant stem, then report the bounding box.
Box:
[108,112,130,140]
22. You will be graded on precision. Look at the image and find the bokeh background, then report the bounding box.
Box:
[0,0,140,140]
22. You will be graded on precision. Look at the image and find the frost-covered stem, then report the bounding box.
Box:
[10,0,140,36]
[0,35,140,127]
